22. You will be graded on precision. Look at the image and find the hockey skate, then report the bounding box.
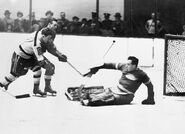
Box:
[44,85,57,96]
[33,88,47,97]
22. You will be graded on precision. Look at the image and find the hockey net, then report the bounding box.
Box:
[164,34,185,96]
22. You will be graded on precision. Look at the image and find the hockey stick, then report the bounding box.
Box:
[78,41,116,103]
[65,61,91,102]
[67,61,84,77]
[103,40,116,59]
[66,61,86,101]
[2,90,30,99]
[83,40,116,77]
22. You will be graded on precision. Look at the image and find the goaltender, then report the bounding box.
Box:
[81,56,155,106]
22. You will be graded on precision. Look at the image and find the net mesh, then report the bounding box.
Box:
[164,35,185,95]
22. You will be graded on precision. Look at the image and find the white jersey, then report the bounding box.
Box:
[15,31,44,61]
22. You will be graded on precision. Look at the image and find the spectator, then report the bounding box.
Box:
[145,12,165,38]
[101,13,114,36]
[88,12,102,35]
[182,25,185,36]
[68,16,80,34]
[45,10,54,25]
[29,12,39,32]
[2,10,14,32]
[38,18,47,30]
[31,12,38,25]
[0,17,4,31]
[45,10,53,21]
[13,11,25,32]
[112,12,125,37]
[79,18,89,35]
[57,12,70,34]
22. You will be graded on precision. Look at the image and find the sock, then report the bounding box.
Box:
[45,75,52,87]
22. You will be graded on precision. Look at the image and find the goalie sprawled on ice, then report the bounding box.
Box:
[65,56,155,106]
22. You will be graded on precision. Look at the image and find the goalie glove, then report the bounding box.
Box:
[58,54,67,62]
[83,67,100,77]
[142,98,155,105]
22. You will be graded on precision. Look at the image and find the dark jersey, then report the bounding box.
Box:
[116,63,150,93]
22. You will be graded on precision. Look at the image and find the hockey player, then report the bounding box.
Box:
[82,56,155,106]
[0,27,67,96]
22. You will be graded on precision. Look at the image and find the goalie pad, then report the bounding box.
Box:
[84,88,115,106]
[65,86,134,106]
[65,86,104,101]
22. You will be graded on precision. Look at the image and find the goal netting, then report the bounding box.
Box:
[164,34,185,96]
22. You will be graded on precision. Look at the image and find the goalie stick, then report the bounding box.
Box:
[66,40,116,103]
[65,60,91,102]
[77,40,116,103]
[103,40,116,59]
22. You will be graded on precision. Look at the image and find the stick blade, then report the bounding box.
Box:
[15,94,30,99]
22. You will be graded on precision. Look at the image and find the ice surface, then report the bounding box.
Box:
[0,34,184,134]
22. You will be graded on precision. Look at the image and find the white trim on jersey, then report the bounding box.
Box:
[115,63,120,69]
[32,31,44,61]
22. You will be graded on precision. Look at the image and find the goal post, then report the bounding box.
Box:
[164,34,185,96]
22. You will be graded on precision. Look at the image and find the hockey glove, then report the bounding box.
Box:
[58,54,67,62]
[142,98,155,105]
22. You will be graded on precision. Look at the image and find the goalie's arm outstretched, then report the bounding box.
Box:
[83,63,117,77]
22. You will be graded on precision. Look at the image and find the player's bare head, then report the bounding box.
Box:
[128,56,139,67]
[41,27,56,43]
[47,18,58,31]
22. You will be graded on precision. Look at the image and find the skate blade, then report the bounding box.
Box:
[33,94,47,98]
[46,93,57,97]
[45,91,57,96]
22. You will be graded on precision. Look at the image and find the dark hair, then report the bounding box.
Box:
[128,56,139,67]
[45,10,53,16]
[41,27,56,39]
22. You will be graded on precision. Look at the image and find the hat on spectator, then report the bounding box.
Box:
[45,10,53,16]
[4,10,11,15]
[72,16,79,21]
[17,11,23,17]
[104,13,110,18]
[114,12,121,18]
[82,18,87,22]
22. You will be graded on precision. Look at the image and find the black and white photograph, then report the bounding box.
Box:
[0,0,185,134]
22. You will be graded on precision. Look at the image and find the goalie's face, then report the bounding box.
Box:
[126,60,137,72]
